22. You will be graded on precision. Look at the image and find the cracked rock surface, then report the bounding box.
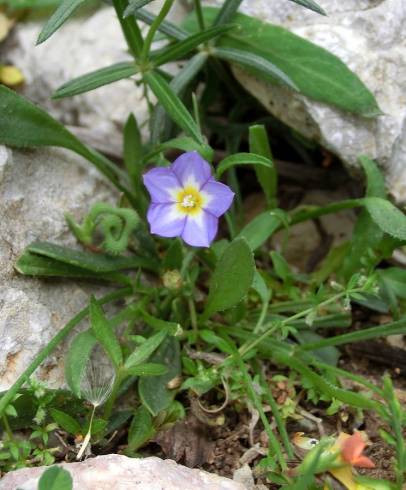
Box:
[205,0,406,202]
[0,146,116,391]
[0,455,247,490]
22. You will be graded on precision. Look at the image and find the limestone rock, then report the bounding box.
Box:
[0,146,117,391]
[205,0,406,202]
[0,455,247,490]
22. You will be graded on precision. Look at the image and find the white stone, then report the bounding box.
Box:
[0,146,117,391]
[0,455,247,490]
[3,2,186,147]
[205,0,406,202]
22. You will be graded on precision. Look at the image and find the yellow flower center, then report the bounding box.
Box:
[177,187,203,215]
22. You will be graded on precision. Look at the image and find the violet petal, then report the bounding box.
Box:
[201,179,235,217]
[143,167,181,203]
[181,211,218,248]
[171,151,212,189]
[147,203,186,238]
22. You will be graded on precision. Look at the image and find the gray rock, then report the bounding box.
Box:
[0,146,117,391]
[3,2,186,148]
[205,0,406,202]
[0,455,247,490]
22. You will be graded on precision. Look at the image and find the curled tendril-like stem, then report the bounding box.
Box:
[66,202,139,255]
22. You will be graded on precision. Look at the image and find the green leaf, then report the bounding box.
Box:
[126,363,168,376]
[125,329,167,369]
[379,268,406,300]
[359,155,386,199]
[270,251,293,283]
[249,125,277,208]
[183,8,381,117]
[53,62,137,99]
[65,330,97,397]
[213,0,243,26]
[237,210,285,251]
[90,296,123,368]
[288,0,326,16]
[152,25,234,67]
[144,136,213,163]
[134,8,188,41]
[150,52,208,144]
[38,466,72,490]
[37,0,88,45]
[139,336,181,416]
[112,0,143,57]
[127,405,155,451]
[0,86,131,196]
[295,331,339,366]
[144,71,204,144]
[363,197,406,240]
[25,241,156,273]
[124,0,155,17]
[50,409,82,435]
[216,152,274,178]
[124,113,144,209]
[252,270,271,304]
[204,238,255,318]
[213,47,297,91]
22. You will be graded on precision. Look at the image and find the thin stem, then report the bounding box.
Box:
[0,288,132,418]
[299,316,406,351]
[141,0,175,61]
[289,198,362,226]
[239,289,361,358]
[193,0,206,30]
[235,354,287,471]
[77,404,96,460]
[188,298,198,334]
[2,415,14,441]
[253,299,269,334]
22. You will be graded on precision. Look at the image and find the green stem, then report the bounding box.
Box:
[112,0,144,58]
[256,363,294,459]
[239,289,360,358]
[193,0,206,30]
[253,299,269,334]
[141,0,175,61]
[235,354,287,471]
[289,198,362,226]
[2,414,14,441]
[188,297,198,334]
[0,288,132,418]
[299,316,406,351]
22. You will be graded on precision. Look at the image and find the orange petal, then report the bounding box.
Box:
[342,432,367,464]
[353,455,375,469]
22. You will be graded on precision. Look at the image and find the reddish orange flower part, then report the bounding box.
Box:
[341,432,375,468]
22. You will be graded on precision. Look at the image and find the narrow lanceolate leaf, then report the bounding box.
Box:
[216,152,274,178]
[237,210,287,251]
[152,25,235,67]
[134,8,188,41]
[0,86,131,197]
[204,238,255,318]
[150,52,208,144]
[363,197,406,241]
[183,8,381,117]
[144,71,204,144]
[249,125,277,208]
[126,363,168,377]
[124,329,167,369]
[124,0,156,17]
[213,47,298,91]
[53,62,137,99]
[65,330,97,397]
[124,113,143,202]
[213,0,243,26]
[90,296,123,368]
[37,0,88,45]
[26,241,156,273]
[288,0,326,16]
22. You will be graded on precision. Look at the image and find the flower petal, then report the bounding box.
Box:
[171,151,212,189]
[353,455,375,469]
[143,167,181,203]
[342,432,366,464]
[147,203,186,238]
[181,211,218,247]
[201,179,235,217]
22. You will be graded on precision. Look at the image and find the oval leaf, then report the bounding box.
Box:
[204,238,255,318]
[38,466,72,490]
[363,197,406,241]
[124,329,167,369]
[50,408,82,435]
[127,405,155,451]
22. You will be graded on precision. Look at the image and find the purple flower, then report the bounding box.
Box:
[143,151,235,248]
